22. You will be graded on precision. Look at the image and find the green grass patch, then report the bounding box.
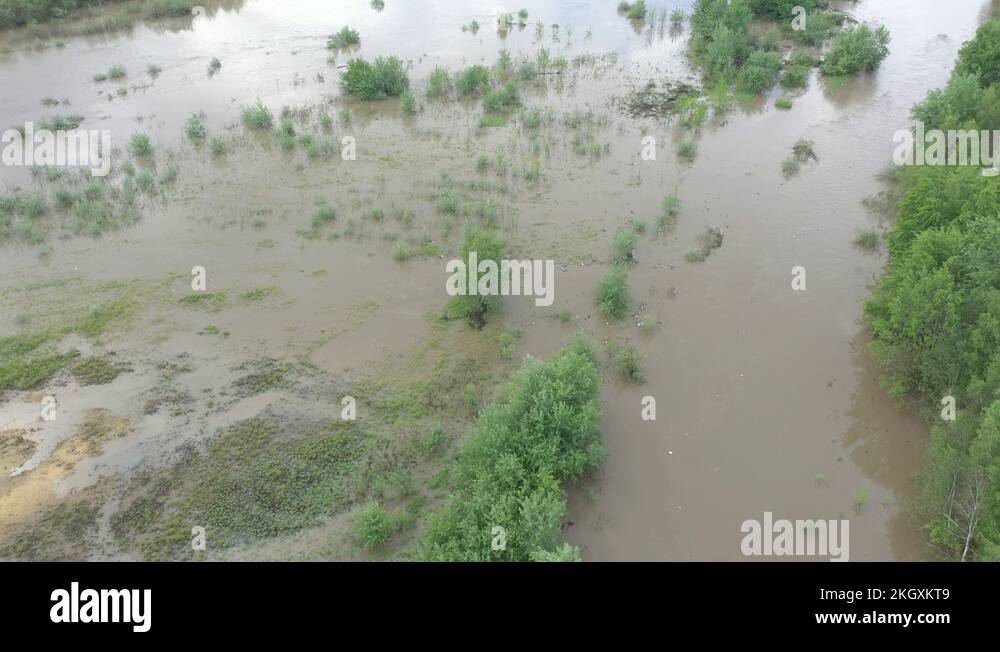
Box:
[178,291,228,312]
[341,56,409,100]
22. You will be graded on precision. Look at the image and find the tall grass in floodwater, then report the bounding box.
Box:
[610,224,638,265]
[658,195,680,232]
[241,101,274,129]
[93,64,126,82]
[427,66,451,98]
[456,65,492,96]
[853,229,881,253]
[185,112,207,144]
[483,83,520,114]
[596,265,630,320]
[128,134,152,157]
[400,92,418,115]
[342,57,409,100]
[327,26,360,49]
[417,334,604,561]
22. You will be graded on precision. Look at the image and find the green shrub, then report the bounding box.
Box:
[427,66,451,98]
[704,24,751,81]
[614,345,645,383]
[240,100,274,129]
[736,50,782,95]
[853,228,880,252]
[416,334,603,561]
[327,26,360,49]
[610,225,638,265]
[185,112,207,143]
[626,0,647,21]
[781,65,809,89]
[957,20,1000,87]
[128,133,152,156]
[341,57,409,100]
[456,65,492,95]
[454,230,504,329]
[677,139,697,161]
[822,24,891,77]
[209,137,227,156]
[596,265,629,320]
[351,502,391,550]
[483,82,519,114]
[401,91,418,115]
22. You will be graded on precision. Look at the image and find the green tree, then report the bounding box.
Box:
[957,20,1000,88]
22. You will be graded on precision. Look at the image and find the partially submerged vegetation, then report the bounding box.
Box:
[342,57,410,100]
[821,24,891,77]
[865,20,1000,561]
[327,26,360,50]
[417,334,604,561]
[685,226,724,263]
[688,0,888,101]
[781,138,817,177]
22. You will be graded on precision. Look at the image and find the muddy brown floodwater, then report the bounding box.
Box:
[0,0,996,561]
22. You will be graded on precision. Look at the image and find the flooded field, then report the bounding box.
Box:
[1,0,996,561]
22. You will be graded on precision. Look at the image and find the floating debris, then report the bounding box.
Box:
[615,79,701,118]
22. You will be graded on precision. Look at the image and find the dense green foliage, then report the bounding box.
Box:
[417,334,604,561]
[736,49,782,94]
[350,502,391,549]
[690,0,801,94]
[865,20,1000,560]
[821,24,891,76]
[956,20,1000,88]
[341,57,410,100]
[690,0,877,92]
